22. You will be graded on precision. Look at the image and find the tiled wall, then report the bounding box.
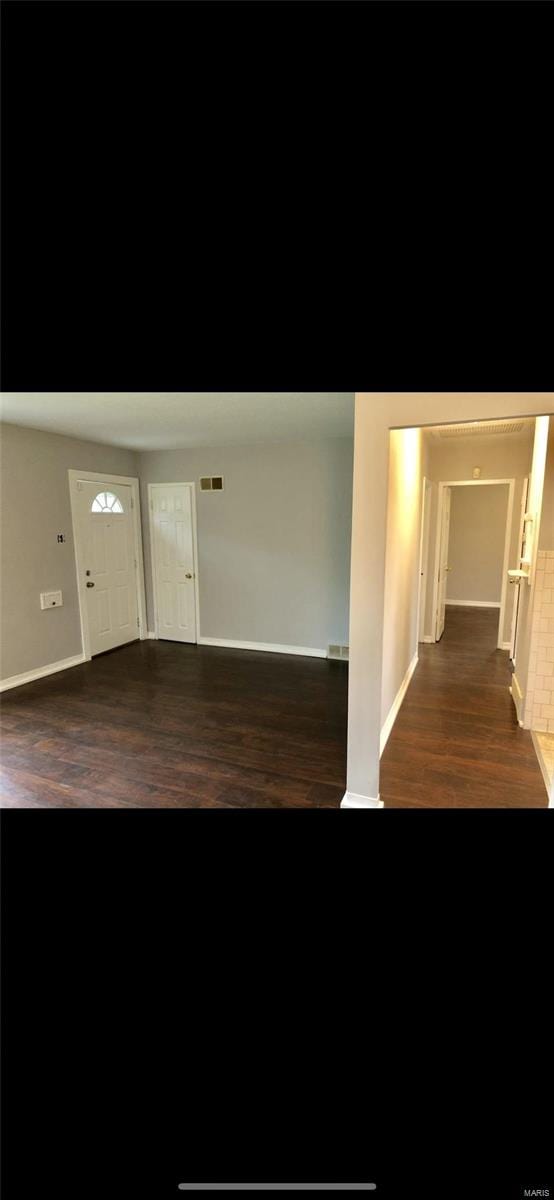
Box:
[525,549,554,731]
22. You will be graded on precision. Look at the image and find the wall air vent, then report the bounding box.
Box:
[200,476,224,491]
[438,422,526,438]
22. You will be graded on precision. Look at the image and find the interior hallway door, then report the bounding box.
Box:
[151,484,197,643]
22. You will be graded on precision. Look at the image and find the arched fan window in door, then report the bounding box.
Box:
[91,491,124,514]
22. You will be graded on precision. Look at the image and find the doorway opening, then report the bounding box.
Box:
[429,477,515,651]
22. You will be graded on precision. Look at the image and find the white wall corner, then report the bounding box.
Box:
[341,792,384,809]
[380,650,419,757]
[147,631,158,639]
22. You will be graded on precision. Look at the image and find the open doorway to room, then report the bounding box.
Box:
[379,414,551,808]
[431,478,514,650]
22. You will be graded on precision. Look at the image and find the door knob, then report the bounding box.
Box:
[86,581,95,588]
[185,572,193,579]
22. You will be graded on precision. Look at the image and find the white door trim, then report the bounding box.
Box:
[431,478,515,650]
[148,482,200,642]
[68,470,147,661]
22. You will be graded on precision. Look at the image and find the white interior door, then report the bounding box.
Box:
[151,485,197,643]
[436,486,452,641]
[77,480,139,656]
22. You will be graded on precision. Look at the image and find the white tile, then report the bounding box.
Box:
[533,717,548,731]
[537,660,554,677]
[535,690,551,705]
[541,704,554,718]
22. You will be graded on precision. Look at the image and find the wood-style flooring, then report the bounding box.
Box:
[380,606,548,808]
[0,641,348,807]
[0,608,548,807]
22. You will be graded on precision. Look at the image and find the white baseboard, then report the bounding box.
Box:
[0,652,86,693]
[198,636,327,659]
[445,600,501,608]
[147,631,158,639]
[531,732,553,806]
[499,642,511,651]
[422,634,435,644]
[510,674,525,726]
[380,651,419,756]
[341,791,384,809]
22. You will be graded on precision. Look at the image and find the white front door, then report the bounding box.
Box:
[77,480,139,656]
[151,484,197,643]
[436,486,452,641]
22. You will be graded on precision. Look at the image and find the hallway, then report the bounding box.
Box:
[380,605,548,807]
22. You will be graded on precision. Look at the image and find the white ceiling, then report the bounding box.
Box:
[0,392,355,450]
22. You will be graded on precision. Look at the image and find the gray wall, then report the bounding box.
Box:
[446,484,509,604]
[0,423,138,679]
[138,439,353,651]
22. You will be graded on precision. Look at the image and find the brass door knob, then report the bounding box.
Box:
[86,581,95,588]
[185,572,193,579]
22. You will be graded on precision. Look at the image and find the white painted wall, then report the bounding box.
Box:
[0,423,138,680]
[446,484,508,605]
[381,428,424,729]
[138,439,353,653]
[538,423,554,552]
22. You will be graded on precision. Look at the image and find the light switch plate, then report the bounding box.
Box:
[40,591,63,609]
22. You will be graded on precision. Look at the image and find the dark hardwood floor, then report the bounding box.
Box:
[1,609,548,808]
[0,642,349,807]
[380,605,548,808]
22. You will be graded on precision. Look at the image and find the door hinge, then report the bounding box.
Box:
[137,617,140,627]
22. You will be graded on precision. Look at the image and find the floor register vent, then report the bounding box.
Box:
[328,645,349,661]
